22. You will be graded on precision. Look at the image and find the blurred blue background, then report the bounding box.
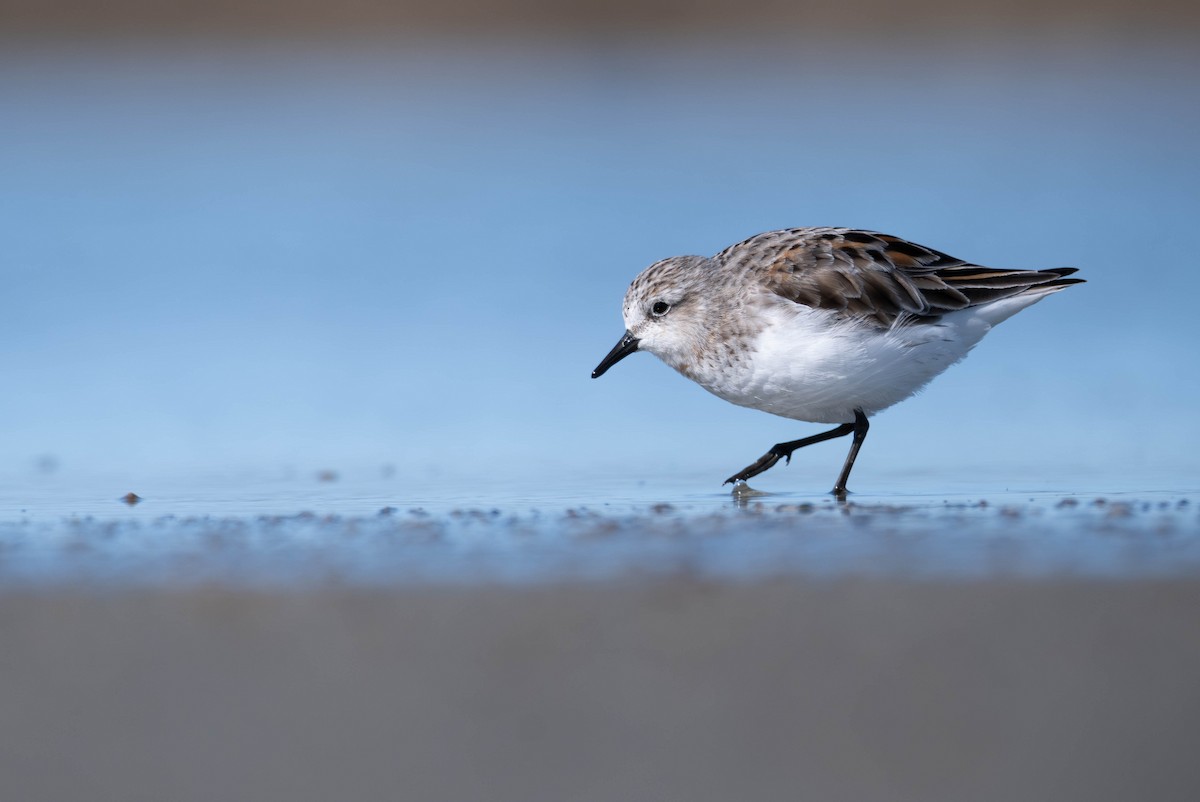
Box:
[2,9,1198,493]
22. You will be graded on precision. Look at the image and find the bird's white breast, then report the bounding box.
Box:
[691,303,992,424]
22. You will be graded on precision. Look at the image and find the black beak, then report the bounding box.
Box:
[592,331,640,378]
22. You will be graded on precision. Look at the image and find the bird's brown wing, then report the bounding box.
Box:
[719,228,1081,327]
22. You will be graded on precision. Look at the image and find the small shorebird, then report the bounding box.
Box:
[592,228,1083,496]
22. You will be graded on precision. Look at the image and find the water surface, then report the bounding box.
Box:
[1,36,1198,481]
[2,470,1196,586]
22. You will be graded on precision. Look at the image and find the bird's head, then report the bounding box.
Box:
[592,255,715,378]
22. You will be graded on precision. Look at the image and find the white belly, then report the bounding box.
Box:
[695,304,992,424]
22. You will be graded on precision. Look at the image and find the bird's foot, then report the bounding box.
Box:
[723,446,791,485]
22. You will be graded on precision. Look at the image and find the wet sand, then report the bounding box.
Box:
[3,578,1199,801]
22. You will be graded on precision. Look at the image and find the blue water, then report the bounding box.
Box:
[0,468,1196,585]
[2,35,1199,527]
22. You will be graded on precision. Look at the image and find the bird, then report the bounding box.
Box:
[591,227,1083,496]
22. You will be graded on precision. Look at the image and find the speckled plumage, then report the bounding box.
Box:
[592,227,1083,494]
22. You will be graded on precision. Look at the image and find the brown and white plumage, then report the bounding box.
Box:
[718,227,1082,328]
[593,227,1083,494]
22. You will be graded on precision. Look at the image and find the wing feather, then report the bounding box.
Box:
[717,228,1082,327]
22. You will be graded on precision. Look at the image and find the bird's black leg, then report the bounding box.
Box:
[724,419,857,485]
[831,410,870,498]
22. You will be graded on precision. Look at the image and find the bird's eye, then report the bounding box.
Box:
[651,301,671,316]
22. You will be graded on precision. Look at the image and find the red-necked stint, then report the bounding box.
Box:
[592,228,1084,497]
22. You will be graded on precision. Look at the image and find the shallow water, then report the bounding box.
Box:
[2,470,1196,586]
[2,36,1199,483]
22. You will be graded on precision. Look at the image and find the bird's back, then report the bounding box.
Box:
[716,227,1082,328]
